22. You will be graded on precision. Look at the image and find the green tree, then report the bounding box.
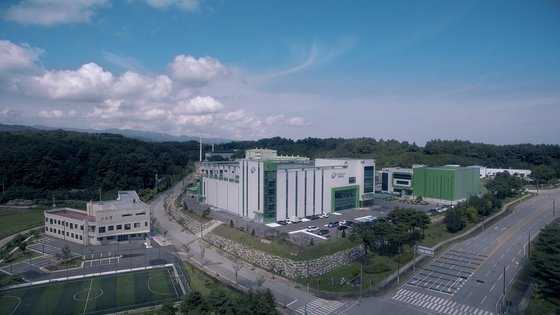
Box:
[529,224,560,305]
[485,172,523,199]
[444,209,465,233]
[18,241,27,253]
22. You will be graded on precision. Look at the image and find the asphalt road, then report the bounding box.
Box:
[360,189,560,315]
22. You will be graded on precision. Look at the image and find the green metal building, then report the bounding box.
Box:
[412,166,484,203]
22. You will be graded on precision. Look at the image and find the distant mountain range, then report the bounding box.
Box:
[0,123,229,144]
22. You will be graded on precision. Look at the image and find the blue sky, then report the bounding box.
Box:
[1,0,559,145]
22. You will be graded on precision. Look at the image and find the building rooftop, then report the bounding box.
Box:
[48,208,93,221]
[89,191,146,211]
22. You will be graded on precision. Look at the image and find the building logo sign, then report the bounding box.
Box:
[250,167,256,173]
[331,172,345,179]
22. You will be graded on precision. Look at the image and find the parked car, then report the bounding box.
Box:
[305,214,320,220]
[319,213,330,219]
[328,221,339,228]
[277,220,287,225]
[318,229,330,235]
[337,225,348,230]
[340,220,347,226]
[285,219,292,224]
[290,216,302,223]
[306,226,319,232]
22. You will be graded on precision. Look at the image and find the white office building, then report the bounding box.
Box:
[44,191,150,245]
[380,167,414,196]
[200,149,375,222]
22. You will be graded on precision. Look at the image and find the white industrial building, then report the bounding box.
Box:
[474,166,532,179]
[44,191,150,245]
[200,149,375,222]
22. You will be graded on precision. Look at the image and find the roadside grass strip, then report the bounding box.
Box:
[0,268,180,315]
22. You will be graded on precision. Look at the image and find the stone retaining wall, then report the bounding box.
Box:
[205,233,365,279]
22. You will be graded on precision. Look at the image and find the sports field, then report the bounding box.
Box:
[0,268,181,315]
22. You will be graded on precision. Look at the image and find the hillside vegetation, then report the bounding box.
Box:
[0,130,200,202]
[1,131,559,203]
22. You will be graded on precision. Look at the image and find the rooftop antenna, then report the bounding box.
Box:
[98,187,102,202]
[52,196,56,208]
[212,139,214,152]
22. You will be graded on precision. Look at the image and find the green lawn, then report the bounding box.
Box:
[211,225,356,261]
[0,268,180,315]
[0,211,44,239]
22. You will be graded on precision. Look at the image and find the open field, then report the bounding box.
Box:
[0,211,43,239]
[0,268,180,315]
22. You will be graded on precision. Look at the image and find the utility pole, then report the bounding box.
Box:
[553,199,556,217]
[528,232,531,257]
[503,265,506,295]
[397,246,401,285]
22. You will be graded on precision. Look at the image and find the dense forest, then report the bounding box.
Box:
[1,130,559,204]
[0,130,200,203]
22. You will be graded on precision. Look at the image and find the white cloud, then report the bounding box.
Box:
[112,72,172,100]
[266,114,311,127]
[169,55,229,86]
[38,109,64,118]
[139,107,168,120]
[4,0,107,26]
[144,0,200,11]
[0,40,44,72]
[173,96,224,115]
[26,62,113,101]
[285,116,311,127]
[223,109,247,122]
[86,99,125,120]
[0,108,23,120]
[103,51,150,74]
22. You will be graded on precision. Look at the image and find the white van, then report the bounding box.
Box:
[290,216,302,223]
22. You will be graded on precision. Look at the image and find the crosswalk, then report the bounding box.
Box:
[295,298,345,315]
[392,288,494,315]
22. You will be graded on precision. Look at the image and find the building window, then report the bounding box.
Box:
[108,225,114,231]
[364,166,374,193]
[349,176,356,184]
[80,225,83,231]
[66,232,69,236]
[79,235,82,240]
[99,227,106,233]
[50,218,53,224]
[65,222,68,227]
[117,225,122,230]
[122,214,132,217]
[134,223,140,228]
[70,223,74,229]
[145,222,148,227]
[136,212,146,216]
[124,224,131,230]
[45,218,48,222]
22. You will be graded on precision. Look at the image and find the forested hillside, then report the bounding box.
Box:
[1,131,559,204]
[220,137,560,180]
[0,130,199,202]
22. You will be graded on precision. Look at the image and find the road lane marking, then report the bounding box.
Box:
[287,299,298,307]
[490,283,496,292]
[481,295,487,304]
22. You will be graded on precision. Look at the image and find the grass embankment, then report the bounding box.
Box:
[297,246,415,292]
[421,220,478,247]
[182,261,239,297]
[211,224,356,261]
[0,210,44,239]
